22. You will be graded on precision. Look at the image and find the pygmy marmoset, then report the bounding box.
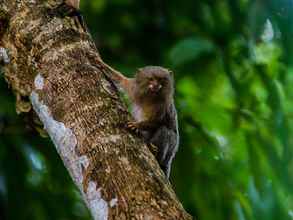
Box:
[108,66,179,178]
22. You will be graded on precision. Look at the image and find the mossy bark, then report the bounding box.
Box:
[0,1,192,219]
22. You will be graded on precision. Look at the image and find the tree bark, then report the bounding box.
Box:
[0,1,192,219]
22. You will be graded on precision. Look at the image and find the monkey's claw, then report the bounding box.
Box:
[126,121,140,134]
[148,143,158,155]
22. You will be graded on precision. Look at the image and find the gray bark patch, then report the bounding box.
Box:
[34,73,44,90]
[0,47,10,64]
[30,91,109,220]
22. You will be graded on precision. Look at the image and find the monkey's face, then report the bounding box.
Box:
[135,66,173,100]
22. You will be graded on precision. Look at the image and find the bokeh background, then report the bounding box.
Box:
[1,0,293,219]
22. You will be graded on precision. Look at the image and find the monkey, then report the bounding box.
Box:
[103,65,179,178]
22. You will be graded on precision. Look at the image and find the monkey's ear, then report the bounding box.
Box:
[167,69,174,76]
[134,68,143,77]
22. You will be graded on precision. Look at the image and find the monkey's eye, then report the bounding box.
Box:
[148,78,156,83]
[159,78,167,84]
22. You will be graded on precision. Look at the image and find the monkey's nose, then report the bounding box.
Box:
[149,83,162,92]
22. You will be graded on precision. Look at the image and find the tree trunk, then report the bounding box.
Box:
[0,1,192,219]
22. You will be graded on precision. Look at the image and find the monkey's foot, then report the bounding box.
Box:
[148,143,158,156]
[126,121,140,134]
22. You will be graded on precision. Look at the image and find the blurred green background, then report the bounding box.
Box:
[1,0,293,219]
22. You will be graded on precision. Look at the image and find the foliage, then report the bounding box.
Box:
[0,0,293,219]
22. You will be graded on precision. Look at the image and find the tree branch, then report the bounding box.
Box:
[0,1,191,219]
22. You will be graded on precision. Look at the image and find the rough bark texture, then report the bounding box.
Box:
[0,1,192,219]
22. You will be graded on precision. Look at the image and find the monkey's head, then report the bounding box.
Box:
[134,66,174,102]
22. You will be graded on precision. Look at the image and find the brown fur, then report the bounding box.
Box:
[106,65,179,178]
[132,67,173,122]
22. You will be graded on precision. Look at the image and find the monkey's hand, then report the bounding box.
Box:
[126,120,156,133]
[48,2,87,31]
[127,122,158,155]
[126,121,140,134]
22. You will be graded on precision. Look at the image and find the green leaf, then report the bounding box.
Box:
[169,37,214,66]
